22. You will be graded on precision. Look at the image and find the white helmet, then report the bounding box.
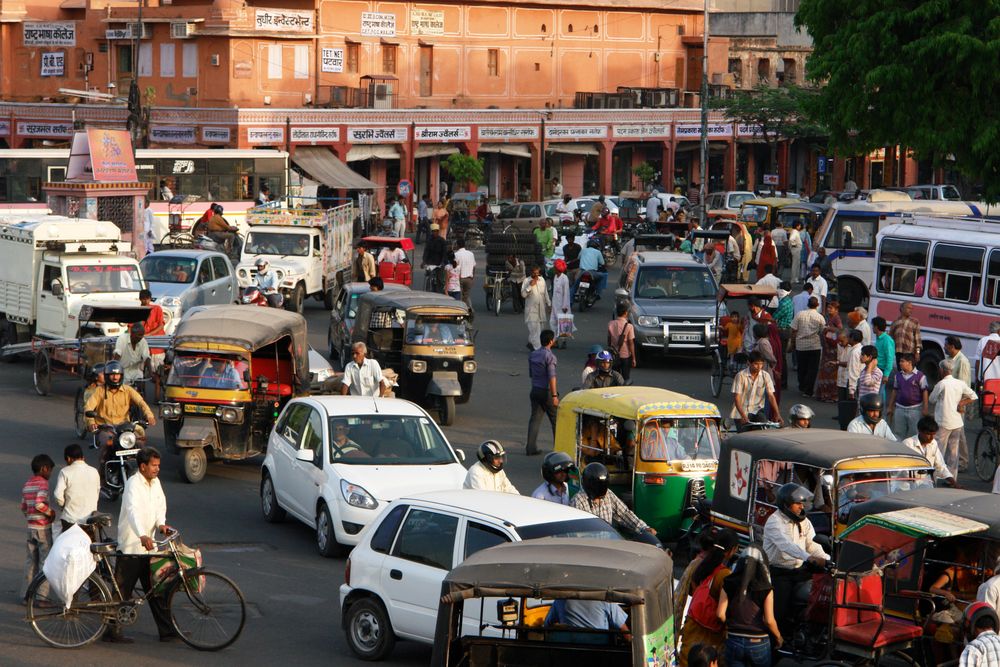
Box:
[789,404,815,425]
[255,258,269,272]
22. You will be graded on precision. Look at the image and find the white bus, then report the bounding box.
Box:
[870,216,1000,378]
[813,194,988,311]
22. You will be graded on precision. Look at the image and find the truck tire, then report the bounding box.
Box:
[324,288,334,310]
[286,284,305,314]
[0,318,18,362]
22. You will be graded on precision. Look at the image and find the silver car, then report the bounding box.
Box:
[140,250,239,333]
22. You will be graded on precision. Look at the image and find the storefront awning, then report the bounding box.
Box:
[414,145,460,159]
[546,143,599,157]
[478,143,532,159]
[291,147,380,190]
[346,145,401,162]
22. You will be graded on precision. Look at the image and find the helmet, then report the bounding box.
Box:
[587,238,602,249]
[596,350,613,373]
[477,440,506,473]
[588,345,603,356]
[775,483,813,523]
[255,258,269,271]
[789,404,815,426]
[581,462,609,500]
[104,361,124,389]
[859,393,883,425]
[964,601,1000,641]
[542,451,575,484]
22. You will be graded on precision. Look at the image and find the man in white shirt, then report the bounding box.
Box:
[555,194,574,224]
[113,323,152,384]
[110,447,176,643]
[900,416,956,486]
[376,245,406,264]
[930,357,977,476]
[340,342,389,397]
[791,283,813,318]
[142,199,155,256]
[845,330,864,400]
[453,239,476,313]
[755,265,782,308]
[463,440,519,494]
[805,264,829,310]
[53,443,100,533]
[977,321,1000,383]
[770,225,788,277]
[787,223,803,281]
[645,195,661,223]
[978,557,1000,611]
[791,296,826,397]
[848,393,897,439]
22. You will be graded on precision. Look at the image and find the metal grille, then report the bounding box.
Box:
[97,196,135,234]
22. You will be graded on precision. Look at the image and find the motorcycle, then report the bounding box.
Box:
[192,231,243,261]
[241,285,284,308]
[575,270,599,311]
[86,411,146,501]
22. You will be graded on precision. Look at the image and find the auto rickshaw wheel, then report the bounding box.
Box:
[975,428,999,483]
[181,447,208,484]
[439,396,456,426]
[33,350,51,396]
[74,387,88,439]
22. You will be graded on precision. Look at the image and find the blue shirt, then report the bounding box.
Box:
[529,347,557,390]
[579,246,605,272]
[201,365,241,389]
[418,200,428,219]
[389,202,405,222]
[545,599,627,631]
[531,481,570,505]
[255,270,280,292]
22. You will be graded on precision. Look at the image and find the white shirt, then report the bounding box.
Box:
[143,206,155,250]
[763,510,828,569]
[930,375,977,430]
[792,290,812,317]
[787,228,802,252]
[756,273,782,308]
[978,333,1000,382]
[376,247,405,264]
[463,461,518,494]
[978,574,1000,611]
[646,198,660,221]
[770,227,787,247]
[856,319,873,346]
[53,460,101,525]
[114,334,151,382]
[531,481,570,505]
[900,436,952,481]
[960,630,1000,667]
[847,416,897,440]
[117,473,167,555]
[342,357,386,397]
[454,247,476,279]
[846,344,864,396]
[806,275,829,300]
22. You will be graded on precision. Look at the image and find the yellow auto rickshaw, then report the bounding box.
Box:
[737,197,798,229]
[555,386,722,542]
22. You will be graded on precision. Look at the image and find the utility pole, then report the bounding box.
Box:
[698,0,709,228]
[126,0,146,151]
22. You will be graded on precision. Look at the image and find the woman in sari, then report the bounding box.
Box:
[754,230,778,281]
[814,297,842,402]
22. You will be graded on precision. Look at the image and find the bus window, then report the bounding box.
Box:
[824,215,877,251]
[878,238,928,296]
[929,244,984,305]
[985,251,1000,308]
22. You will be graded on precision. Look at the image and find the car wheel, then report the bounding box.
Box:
[286,283,305,314]
[260,473,286,523]
[316,503,345,558]
[181,447,208,484]
[345,598,396,661]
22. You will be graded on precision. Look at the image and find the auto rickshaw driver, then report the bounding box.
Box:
[640,419,687,461]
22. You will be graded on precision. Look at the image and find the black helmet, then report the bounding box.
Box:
[542,451,575,484]
[104,361,124,389]
[581,462,609,500]
[477,440,506,472]
[775,483,813,523]
[859,393,883,425]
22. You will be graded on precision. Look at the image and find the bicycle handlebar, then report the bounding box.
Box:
[153,527,179,547]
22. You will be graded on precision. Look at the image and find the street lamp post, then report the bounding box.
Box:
[699,0,709,228]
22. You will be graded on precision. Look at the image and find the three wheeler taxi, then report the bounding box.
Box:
[432,538,675,667]
[711,429,934,541]
[361,235,415,286]
[161,306,309,483]
[737,197,798,229]
[351,290,475,425]
[554,387,722,542]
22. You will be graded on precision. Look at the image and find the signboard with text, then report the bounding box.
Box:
[411,9,444,35]
[321,48,344,73]
[40,52,64,77]
[0,120,9,137]
[361,12,396,37]
[291,127,340,143]
[478,126,539,140]
[348,126,408,143]
[255,8,314,33]
[17,121,73,138]
[415,126,471,142]
[675,123,733,140]
[23,22,76,47]
[67,128,138,182]
[247,127,285,144]
[202,127,231,143]
[612,124,669,140]
[149,126,196,144]
[545,125,607,140]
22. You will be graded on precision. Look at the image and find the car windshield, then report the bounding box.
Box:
[141,256,197,284]
[836,469,935,524]
[406,316,470,345]
[244,232,310,256]
[728,193,755,208]
[66,264,142,293]
[515,517,622,541]
[739,204,768,223]
[327,414,457,465]
[634,266,716,299]
[167,355,249,390]
[639,417,720,461]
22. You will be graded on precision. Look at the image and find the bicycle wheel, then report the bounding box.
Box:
[169,569,246,651]
[975,428,999,482]
[27,571,112,649]
[492,280,503,316]
[710,350,724,398]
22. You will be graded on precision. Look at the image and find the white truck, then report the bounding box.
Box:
[235,203,354,313]
[0,215,144,346]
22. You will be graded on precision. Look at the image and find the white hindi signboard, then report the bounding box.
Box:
[202,127,231,143]
[149,126,196,144]
[611,124,670,140]
[544,125,607,140]
[415,126,471,142]
[255,9,314,33]
[348,126,408,143]
[247,127,285,144]
[23,22,76,47]
[361,12,396,37]
[291,127,341,143]
[40,52,64,77]
[17,121,73,137]
[321,48,344,73]
[0,120,9,137]
[674,123,733,139]
[410,9,444,35]
[478,126,539,140]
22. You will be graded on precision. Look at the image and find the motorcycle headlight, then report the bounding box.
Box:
[215,406,243,424]
[463,360,477,373]
[409,360,427,373]
[119,432,137,448]
[341,480,378,510]
[637,315,661,327]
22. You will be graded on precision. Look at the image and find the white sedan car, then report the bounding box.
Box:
[260,396,467,556]
[339,489,621,660]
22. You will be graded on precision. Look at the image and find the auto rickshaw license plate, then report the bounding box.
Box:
[184,405,217,415]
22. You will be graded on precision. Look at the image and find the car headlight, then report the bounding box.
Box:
[637,315,661,327]
[119,432,137,448]
[238,268,248,279]
[409,360,427,373]
[463,360,477,373]
[215,406,243,424]
[341,480,379,510]
[160,296,181,309]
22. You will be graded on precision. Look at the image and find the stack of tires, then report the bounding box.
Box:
[485,230,545,275]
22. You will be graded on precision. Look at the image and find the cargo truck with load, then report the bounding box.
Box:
[235,203,354,313]
[0,216,144,347]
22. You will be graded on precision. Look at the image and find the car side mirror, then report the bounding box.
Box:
[51,279,64,297]
[615,288,629,299]
[295,448,316,463]
[455,449,466,463]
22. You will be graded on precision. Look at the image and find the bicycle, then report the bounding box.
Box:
[974,379,1000,482]
[484,269,522,316]
[25,526,245,651]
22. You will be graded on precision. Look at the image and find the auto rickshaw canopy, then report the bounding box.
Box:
[558,386,720,422]
[847,488,1000,541]
[841,507,988,547]
[357,290,472,317]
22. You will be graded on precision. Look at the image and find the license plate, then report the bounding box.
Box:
[579,282,590,288]
[184,405,216,414]
[116,448,140,457]
[671,333,701,342]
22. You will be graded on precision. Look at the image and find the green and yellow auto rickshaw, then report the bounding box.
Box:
[554,386,722,542]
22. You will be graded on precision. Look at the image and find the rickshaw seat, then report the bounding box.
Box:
[833,574,923,649]
[395,263,411,284]
[983,379,1000,415]
[378,262,396,281]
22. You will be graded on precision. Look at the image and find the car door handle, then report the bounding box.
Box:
[390,569,402,580]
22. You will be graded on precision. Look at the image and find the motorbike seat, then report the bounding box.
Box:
[85,512,114,527]
[90,541,118,555]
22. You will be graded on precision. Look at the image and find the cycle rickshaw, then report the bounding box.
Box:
[708,283,777,398]
[973,377,1000,482]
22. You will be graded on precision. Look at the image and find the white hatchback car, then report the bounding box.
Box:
[260,396,467,556]
[339,489,621,660]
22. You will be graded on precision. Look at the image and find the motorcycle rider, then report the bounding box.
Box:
[763,483,829,638]
[83,361,156,484]
[254,258,283,308]
[576,237,607,298]
[582,350,626,389]
[531,451,576,505]
[571,462,660,547]
[847,393,897,440]
[787,404,815,429]
[205,203,239,254]
[463,440,519,494]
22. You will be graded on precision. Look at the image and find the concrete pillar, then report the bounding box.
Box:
[598,141,614,196]
[530,141,543,201]
[724,141,736,191]
[662,141,673,192]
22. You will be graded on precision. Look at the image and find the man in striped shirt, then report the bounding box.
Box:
[20,454,55,601]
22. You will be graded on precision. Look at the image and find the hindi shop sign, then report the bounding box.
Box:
[23,22,76,47]
[41,52,64,77]
[361,12,396,37]
[545,125,607,140]
[255,9,314,33]
[675,123,733,140]
[202,127,231,143]
[321,48,344,73]
[0,120,9,137]
[149,125,196,144]
[415,126,471,142]
[291,127,341,144]
[612,124,670,140]
[478,126,539,140]
[737,123,764,137]
[17,121,73,138]
[247,127,285,144]
[411,9,444,35]
[347,126,408,144]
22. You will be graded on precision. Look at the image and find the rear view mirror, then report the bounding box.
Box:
[455,449,466,463]
[295,448,316,463]
[615,288,629,299]
[51,279,64,297]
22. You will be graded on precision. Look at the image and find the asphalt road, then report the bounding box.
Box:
[0,256,989,666]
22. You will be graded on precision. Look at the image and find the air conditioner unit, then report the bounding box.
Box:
[129,22,152,39]
[372,83,392,109]
[651,91,668,107]
[171,22,193,39]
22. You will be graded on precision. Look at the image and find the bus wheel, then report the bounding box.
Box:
[836,280,866,313]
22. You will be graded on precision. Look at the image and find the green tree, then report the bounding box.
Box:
[441,153,485,189]
[632,162,656,189]
[796,0,1000,200]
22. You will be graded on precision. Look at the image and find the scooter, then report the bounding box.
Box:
[241,285,284,308]
[86,411,146,502]
[575,271,600,312]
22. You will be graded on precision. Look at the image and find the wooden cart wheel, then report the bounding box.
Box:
[34,350,52,396]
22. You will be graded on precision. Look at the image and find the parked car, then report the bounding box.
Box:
[260,396,468,557]
[328,281,409,364]
[139,250,239,333]
[705,190,756,213]
[495,201,549,231]
[887,183,962,201]
[339,489,621,660]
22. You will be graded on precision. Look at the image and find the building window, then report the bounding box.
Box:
[182,43,198,78]
[757,58,770,85]
[346,43,359,73]
[293,45,308,79]
[488,49,499,77]
[781,58,797,85]
[728,58,742,87]
[267,44,282,79]
[382,44,397,74]
[159,43,175,78]
[419,45,432,97]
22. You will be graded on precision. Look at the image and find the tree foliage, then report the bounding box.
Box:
[796,0,1000,200]
[632,162,657,188]
[442,153,485,186]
